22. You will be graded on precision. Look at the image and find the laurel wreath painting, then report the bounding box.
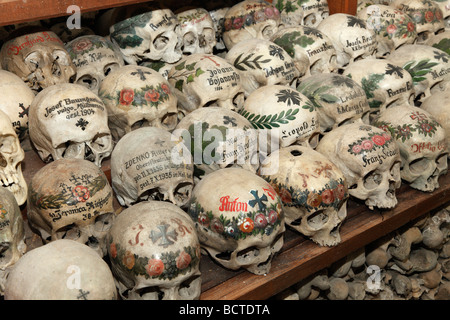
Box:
[297,80,339,111]
[169,60,205,91]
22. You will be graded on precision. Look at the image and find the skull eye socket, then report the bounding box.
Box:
[183,32,196,46]
[0,136,18,155]
[409,157,430,175]
[261,25,276,39]
[104,62,120,77]
[153,34,169,50]
[202,28,215,42]
[307,209,328,230]
[363,170,383,190]
[52,49,70,66]
[160,112,178,131]
[24,52,41,72]
[77,74,98,90]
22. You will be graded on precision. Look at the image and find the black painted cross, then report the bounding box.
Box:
[248,190,268,211]
[77,289,90,300]
[150,224,178,248]
[131,69,152,81]
[18,103,29,118]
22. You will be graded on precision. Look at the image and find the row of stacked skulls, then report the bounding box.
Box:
[0,0,449,300]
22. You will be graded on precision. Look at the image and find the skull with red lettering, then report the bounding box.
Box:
[187,167,285,275]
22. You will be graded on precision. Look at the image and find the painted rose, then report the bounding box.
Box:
[161,83,170,94]
[146,258,164,276]
[197,212,210,227]
[435,9,443,21]
[119,88,134,106]
[232,17,244,29]
[211,218,224,234]
[386,24,397,35]
[335,184,347,201]
[73,185,90,202]
[279,187,292,204]
[352,144,362,154]
[123,250,135,269]
[145,89,160,102]
[361,139,374,150]
[176,251,192,269]
[73,38,93,52]
[382,133,391,142]
[239,217,254,233]
[268,210,278,224]
[254,213,268,228]
[254,10,266,22]
[307,192,322,208]
[424,11,434,23]
[407,22,415,32]
[321,189,335,205]
[371,134,386,146]
[264,7,275,18]
[109,242,117,259]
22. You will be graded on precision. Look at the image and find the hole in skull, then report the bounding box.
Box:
[160,113,178,131]
[154,35,170,50]
[77,75,98,90]
[409,157,430,175]
[135,286,165,300]
[0,153,6,167]
[55,223,81,241]
[236,246,259,264]
[178,275,201,298]
[86,236,99,248]
[215,251,232,261]
[307,210,328,230]
[291,216,302,226]
[348,184,358,189]
[52,60,61,77]
[290,150,302,157]
[94,212,113,233]
[173,182,193,205]
[138,188,165,203]
[104,63,120,77]
[131,119,150,131]
[363,170,382,190]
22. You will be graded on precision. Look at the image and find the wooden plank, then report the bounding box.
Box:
[0,0,150,27]
[328,0,358,15]
[200,173,450,300]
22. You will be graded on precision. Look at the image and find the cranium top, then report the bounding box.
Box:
[0,30,76,93]
[222,0,281,50]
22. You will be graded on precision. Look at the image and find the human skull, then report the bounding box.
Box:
[98,65,178,142]
[222,0,281,50]
[271,25,338,75]
[421,90,450,157]
[358,4,418,58]
[109,9,183,64]
[296,73,370,134]
[225,38,300,97]
[373,104,448,192]
[343,58,415,119]
[0,70,34,140]
[425,29,450,55]
[0,30,76,93]
[317,13,377,70]
[297,0,329,27]
[187,167,285,275]
[0,110,27,206]
[168,53,244,114]
[0,187,26,294]
[107,200,201,300]
[392,0,445,44]
[433,0,450,28]
[4,239,117,300]
[261,145,348,246]
[316,122,402,210]
[173,107,259,178]
[239,84,320,153]
[29,83,113,167]
[176,8,217,55]
[209,7,229,51]
[27,158,115,257]
[110,126,194,207]
[65,35,125,95]
[387,44,450,104]
[273,0,305,27]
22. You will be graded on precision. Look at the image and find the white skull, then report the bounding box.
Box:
[392,0,445,43]
[110,126,194,208]
[239,84,320,153]
[0,187,26,295]
[29,83,113,167]
[421,90,450,157]
[316,122,402,210]
[225,38,300,97]
[176,8,217,55]
[425,29,450,55]
[173,107,259,178]
[0,70,34,140]
[26,158,115,257]
[373,104,448,192]
[433,0,450,28]
[222,0,281,50]
[271,25,338,76]
[107,201,201,300]
[297,0,329,27]
[0,110,27,206]
[387,44,450,104]
[65,35,125,95]
[109,9,183,64]
[4,239,117,300]
[168,53,244,113]
[317,13,377,70]
[343,58,415,118]
[187,167,285,275]
[261,145,348,246]
[209,7,230,51]
[296,73,370,134]
[274,0,305,28]
[0,31,76,93]
[357,5,418,58]
[98,65,179,142]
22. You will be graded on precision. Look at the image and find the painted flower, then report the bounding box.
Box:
[161,83,170,94]
[352,144,362,154]
[254,10,266,22]
[73,38,93,52]
[407,21,415,32]
[307,192,322,208]
[72,185,90,202]
[425,11,434,23]
[225,224,237,237]
[435,10,443,21]
[146,258,165,276]
[335,184,347,200]
[268,210,278,224]
[197,212,210,227]
[145,89,160,102]
[420,122,433,133]
[123,250,135,269]
[371,134,386,146]
[361,139,374,150]
[264,7,275,18]
[224,18,232,31]
[279,187,292,204]
[239,217,254,233]
[321,189,335,205]
[244,14,254,26]
[176,251,192,270]
[0,205,7,219]
[386,24,397,34]
[382,132,391,141]
[119,88,134,106]
[254,213,268,228]
[232,17,244,29]
[211,218,224,234]
[109,242,117,259]
[412,12,423,24]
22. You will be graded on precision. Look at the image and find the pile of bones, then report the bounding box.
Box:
[0,0,449,300]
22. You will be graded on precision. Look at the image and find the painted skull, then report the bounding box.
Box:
[261,145,348,246]
[26,158,115,257]
[65,35,125,95]
[0,30,76,93]
[28,83,113,167]
[187,167,285,275]
[373,104,448,192]
[107,201,201,300]
[316,122,402,210]
[110,126,194,208]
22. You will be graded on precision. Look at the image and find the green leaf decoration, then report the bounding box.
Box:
[403,59,439,84]
[113,35,143,49]
[272,31,315,58]
[297,81,339,110]
[432,38,450,55]
[239,108,300,129]
[233,53,271,71]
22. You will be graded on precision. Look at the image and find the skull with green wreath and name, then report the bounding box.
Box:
[187,167,285,275]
